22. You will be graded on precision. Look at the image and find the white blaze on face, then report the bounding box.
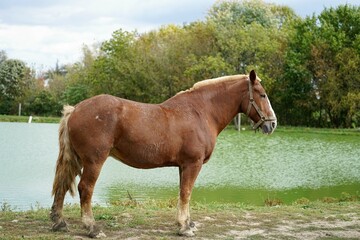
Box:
[266,96,277,127]
[266,97,276,118]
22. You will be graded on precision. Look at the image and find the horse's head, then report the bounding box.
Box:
[242,70,277,134]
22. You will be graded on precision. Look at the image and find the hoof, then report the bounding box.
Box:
[189,221,198,231]
[52,220,68,232]
[89,228,107,238]
[178,228,195,237]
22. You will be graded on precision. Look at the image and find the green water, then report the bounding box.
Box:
[0,122,359,209]
[101,128,360,205]
[106,184,360,206]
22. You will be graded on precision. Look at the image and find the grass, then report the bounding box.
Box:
[0,199,359,239]
[274,125,360,135]
[0,115,60,123]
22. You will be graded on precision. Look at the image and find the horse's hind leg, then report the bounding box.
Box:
[78,154,107,238]
[51,189,68,231]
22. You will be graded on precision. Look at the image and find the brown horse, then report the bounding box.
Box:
[51,70,276,238]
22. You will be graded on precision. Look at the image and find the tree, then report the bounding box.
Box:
[316,5,360,127]
[184,53,233,80]
[0,50,7,64]
[26,90,60,116]
[0,58,32,114]
[3,1,353,127]
[208,0,280,28]
[62,84,89,105]
[207,0,298,116]
[274,16,317,126]
[307,5,360,127]
[89,30,138,98]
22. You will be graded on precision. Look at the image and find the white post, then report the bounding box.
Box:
[237,113,241,132]
[18,103,22,116]
[28,116,33,123]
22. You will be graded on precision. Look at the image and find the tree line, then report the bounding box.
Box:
[0,0,359,128]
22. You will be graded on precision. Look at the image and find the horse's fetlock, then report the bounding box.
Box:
[50,210,60,223]
[52,219,68,232]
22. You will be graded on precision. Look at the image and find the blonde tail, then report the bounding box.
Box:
[52,105,82,197]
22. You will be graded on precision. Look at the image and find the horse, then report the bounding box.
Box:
[50,70,277,238]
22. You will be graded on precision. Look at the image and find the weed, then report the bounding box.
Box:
[96,214,115,220]
[264,197,283,207]
[1,202,14,212]
[322,197,338,203]
[340,192,358,202]
[294,197,310,205]
[109,199,139,208]
[127,215,146,228]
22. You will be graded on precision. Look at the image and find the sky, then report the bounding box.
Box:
[0,0,358,72]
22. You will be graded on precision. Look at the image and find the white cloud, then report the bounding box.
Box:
[0,0,212,70]
[0,23,89,69]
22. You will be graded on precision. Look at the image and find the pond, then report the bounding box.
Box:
[0,122,359,210]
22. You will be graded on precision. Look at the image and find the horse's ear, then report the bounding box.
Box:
[249,70,256,83]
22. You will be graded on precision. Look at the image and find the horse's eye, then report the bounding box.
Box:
[260,94,266,98]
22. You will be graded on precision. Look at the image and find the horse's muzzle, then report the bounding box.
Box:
[262,120,277,134]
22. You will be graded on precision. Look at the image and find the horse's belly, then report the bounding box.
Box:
[110,144,178,169]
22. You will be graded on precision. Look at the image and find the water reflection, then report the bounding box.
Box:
[0,122,359,210]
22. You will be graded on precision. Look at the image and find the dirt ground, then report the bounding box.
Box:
[0,201,359,239]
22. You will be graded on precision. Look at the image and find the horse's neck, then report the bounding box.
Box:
[200,81,246,134]
[164,79,247,134]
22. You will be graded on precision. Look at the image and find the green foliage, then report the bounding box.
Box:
[208,0,284,28]
[62,84,89,105]
[279,4,360,127]
[0,50,7,64]
[184,53,233,80]
[0,58,31,114]
[0,59,26,99]
[26,90,61,116]
[0,1,358,128]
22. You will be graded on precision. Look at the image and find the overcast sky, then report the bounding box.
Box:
[0,0,357,71]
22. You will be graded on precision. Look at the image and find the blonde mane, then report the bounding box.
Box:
[177,74,248,95]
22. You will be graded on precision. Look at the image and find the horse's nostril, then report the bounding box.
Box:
[271,122,276,128]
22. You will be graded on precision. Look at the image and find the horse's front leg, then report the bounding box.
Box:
[78,159,107,238]
[177,162,202,237]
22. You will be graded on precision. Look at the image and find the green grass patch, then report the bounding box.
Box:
[275,125,360,135]
[0,115,60,123]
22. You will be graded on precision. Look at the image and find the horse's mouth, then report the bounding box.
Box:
[262,121,277,134]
